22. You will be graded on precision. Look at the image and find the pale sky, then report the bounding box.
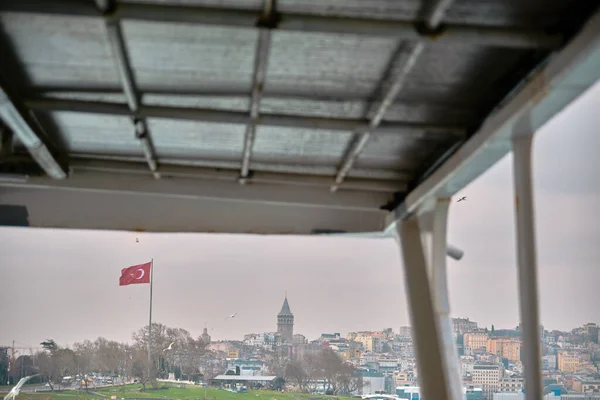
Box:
[1,81,599,349]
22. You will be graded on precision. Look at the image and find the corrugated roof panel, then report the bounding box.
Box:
[260,98,365,119]
[251,126,352,166]
[265,31,398,98]
[375,101,475,125]
[277,0,420,21]
[148,118,245,160]
[48,112,141,155]
[121,20,258,92]
[391,45,530,107]
[277,0,578,28]
[355,134,454,170]
[0,13,119,88]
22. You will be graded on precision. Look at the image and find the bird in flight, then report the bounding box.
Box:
[163,342,175,352]
[225,313,238,320]
[457,196,467,203]
[5,374,39,400]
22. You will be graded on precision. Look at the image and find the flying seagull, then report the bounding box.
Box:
[4,374,39,400]
[225,312,238,320]
[457,196,467,203]
[163,342,175,352]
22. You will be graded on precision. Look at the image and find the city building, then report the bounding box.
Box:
[243,332,280,347]
[277,295,294,344]
[293,334,307,345]
[582,380,600,394]
[542,354,558,370]
[558,352,582,373]
[358,370,385,395]
[293,343,323,362]
[471,364,504,394]
[226,359,268,376]
[352,334,380,352]
[227,348,240,359]
[465,331,490,351]
[584,323,599,343]
[399,326,412,339]
[487,338,521,362]
[320,333,341,342]
[499,377,525,392]
[453,318,478,334]
[460,356,475,376]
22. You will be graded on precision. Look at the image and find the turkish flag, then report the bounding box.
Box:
[119,262,151,286]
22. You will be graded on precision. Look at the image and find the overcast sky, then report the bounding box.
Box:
[1,82,599,349]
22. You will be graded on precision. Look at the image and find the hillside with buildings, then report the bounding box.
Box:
[2,297,599,400]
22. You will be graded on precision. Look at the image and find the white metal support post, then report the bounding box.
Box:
[395,200,463,400]
[426,199,464,400]
[512,135,543,400]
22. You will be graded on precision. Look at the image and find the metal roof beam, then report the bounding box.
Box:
[68,159,406,193]
[24,98,465,137]
[0,86,67,179]
[240,0,275,184]
[0,0,562,49]
[96,1,159,179]
[331,0,454,192]
[2,170,392,213]
[67,152,411,181]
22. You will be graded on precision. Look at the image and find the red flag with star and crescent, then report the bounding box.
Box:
[119,262,151,286]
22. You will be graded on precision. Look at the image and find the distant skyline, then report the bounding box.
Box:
[1,82,599,349]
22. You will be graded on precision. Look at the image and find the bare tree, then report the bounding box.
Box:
[36,351,54,390]
[199,355,225,385]
[94,338,124,376]
[133,322,197,379]
[73,340,95,390]
[310,348,361,396]
[131,348,151,390]
[284,361,310,392]
[54,348,77,386]
[173,337,208,381]
[265,346,290,377]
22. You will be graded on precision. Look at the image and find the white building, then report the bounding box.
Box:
[460,356,475,376]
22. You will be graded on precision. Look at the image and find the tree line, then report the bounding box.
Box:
[2,323,364,396]
[1,323,219,389]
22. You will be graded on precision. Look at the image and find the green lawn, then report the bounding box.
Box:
[0,391,98,400]
[0,384,354,400]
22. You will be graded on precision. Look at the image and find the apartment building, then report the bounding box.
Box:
[472,364,504,394]
[465,331,490,350]
[499,377,525,392]
[558,352,582,373]
[487,338,521,362]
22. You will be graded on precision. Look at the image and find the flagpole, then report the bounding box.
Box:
[148,258,154,381]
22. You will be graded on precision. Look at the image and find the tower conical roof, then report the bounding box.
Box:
[278,296,292,315]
